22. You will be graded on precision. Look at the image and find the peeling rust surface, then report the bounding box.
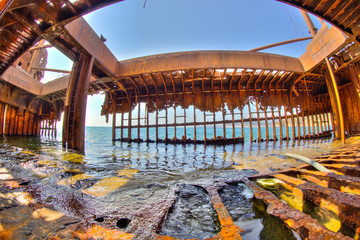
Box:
[244,179,352,240]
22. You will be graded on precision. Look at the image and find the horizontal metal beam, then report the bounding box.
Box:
[31,67,71,74]
[249,37,313,52]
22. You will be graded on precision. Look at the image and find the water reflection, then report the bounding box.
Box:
[0,128,346,178]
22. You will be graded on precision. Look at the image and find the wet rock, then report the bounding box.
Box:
[0,204,80,240]
[72,178,98,190]
[157,184,220,240]
[218,183,254,220]
[146,183,166,189]
[0,196,18,210]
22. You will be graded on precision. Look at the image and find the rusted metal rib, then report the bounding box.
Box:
[244,179,352,240]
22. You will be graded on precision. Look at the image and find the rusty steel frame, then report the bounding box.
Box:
[0,0,359,150]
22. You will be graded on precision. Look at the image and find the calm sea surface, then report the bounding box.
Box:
[2,126,342,176]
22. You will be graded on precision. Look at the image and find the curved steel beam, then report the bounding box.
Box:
[116,51,304,77]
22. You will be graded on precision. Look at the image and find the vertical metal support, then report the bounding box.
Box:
[324,108,330,132]
[271,107,276,140]
[231,109,235,139]
[146,101,149,141]
[184,108,187,140]
[193,99,196,143]
[321,112,326,133]
[248,101,253,142]
[264,107,269,142]
[37,103,42,136]
[54,120,57,138]
[29,112,34,135]
[327,111,332,132]
[48,119,50,137]
[23,110,28,136]
[121,112,124,139]
[222,95,226,139]
[14,114,18,136]
[62,53,94,152]
[10,107,15,135]
[31,115,34,136]
[321,112,326,132]
[32,117,36,136]
[295,107,301,140]
[192,70,196,142]
[325,57,345,143]
[174,106,177,140]
[240,108,244,139]
[3,104,8,135]
[322,104,328,132]
[111,92,116,141]
[18,114,23,136]
[138,103,141,140]
[316,106,322,134]
[213,110,216,140]
[284,106,289,140]
[6,105,10,135]
[307,115,311,138]
[314,107,320,135]
[193,105,197,142]
[289,99,296,141]
[128,97,132,140]
[311,111,316,136]
[255,99,261,142]
[165,104,168,141]
[329,111,335,134]
[349,65,360,100]
[35,115,39,136]
[156,106,159,141]
[212,93,216,140]
[0,103,4,135]
[37,116,41,136]
[278,105,283,141]
[203,109,207,143]
[52,120,55,138]
[43,119,46,136]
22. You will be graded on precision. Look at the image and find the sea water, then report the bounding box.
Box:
[0,126,349,239]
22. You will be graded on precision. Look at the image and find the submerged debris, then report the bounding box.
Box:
[157,185,221,239]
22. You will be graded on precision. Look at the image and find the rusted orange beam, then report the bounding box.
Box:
[271,107,276,140]
[248,101,253,142]
[245,179,350,240]
[255,99,261,142]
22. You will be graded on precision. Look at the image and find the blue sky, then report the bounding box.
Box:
[43,0,324,126]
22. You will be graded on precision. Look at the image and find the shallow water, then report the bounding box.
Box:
[0,126,355,239]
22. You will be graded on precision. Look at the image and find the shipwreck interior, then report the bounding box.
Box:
[0,0,360,240]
